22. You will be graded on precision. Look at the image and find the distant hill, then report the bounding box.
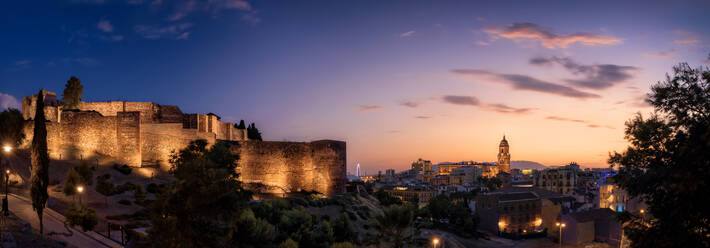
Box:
[511,160,546,170]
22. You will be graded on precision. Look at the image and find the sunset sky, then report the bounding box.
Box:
[2,0,709,173]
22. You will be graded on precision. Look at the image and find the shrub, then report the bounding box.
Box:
[75,161,94,186]
[113,163,132,175]
[279,238,298,248]
[331,242,357,248]
[65,204,98,231]
[114,182,136,195]
[95,176,115,196]
[134,184,146,203]
[63,169,81,196]
[118,199,132,205]
[146,183,158,194]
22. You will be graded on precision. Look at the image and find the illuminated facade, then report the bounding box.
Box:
[476,191,543,235]
[497,135,511,174]
[532,163,579,194]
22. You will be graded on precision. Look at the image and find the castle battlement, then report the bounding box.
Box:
[19,90,346,196]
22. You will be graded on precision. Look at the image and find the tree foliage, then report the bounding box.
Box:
[373,189,403,206]
[30,90,50,236]
[65,203,98,231]
[62,76,83,109]
[247,123,263,141]
[375,204,414,248]
[148,139,253,248]
[0,108,24,149]
[609,61,710,248]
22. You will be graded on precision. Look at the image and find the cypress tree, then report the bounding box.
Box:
[31,90,50,236]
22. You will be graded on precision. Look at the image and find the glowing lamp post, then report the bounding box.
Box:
[556,222,566,248]
[2,145,12,217]
[498,220,506,235]
[431,237,439,248]
[76,185,84,205]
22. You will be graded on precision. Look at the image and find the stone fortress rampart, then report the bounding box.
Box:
[20,90,346,196]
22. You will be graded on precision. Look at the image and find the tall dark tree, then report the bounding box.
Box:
[609,61,710,248]
[148,139,252,248]
[247,123,263,141]
[30,90,50,236]
[375,204,414,248]
[62,76,83,109]
[234,120,246,129]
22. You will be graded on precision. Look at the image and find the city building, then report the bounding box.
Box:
[476,191,543,235]
[532,163,580,194]
[560,209,622,246]
[449,166,482,186]
[497,135,511,174]
[598,183,646,213]
[384,186,436,208]
[411,158,433,173]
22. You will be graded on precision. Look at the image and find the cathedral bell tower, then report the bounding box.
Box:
[497,135,511,173]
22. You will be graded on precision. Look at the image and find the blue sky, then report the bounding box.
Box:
[2,0,709,173]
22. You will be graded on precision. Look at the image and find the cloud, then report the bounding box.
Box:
[442,95,479,106]
[484,103,534,114]
[97,20,113,32]
[673,29,695,35]
[15,60,31,66]
[474,40,490,46]
[414,116,431,119]
[0,92,20,110]
[529,56,638,89]
[452,69,600,99]
[168,0,255,22]
[100,34,124,42]
[62,57,100,66]
[674,39,700,45]
[546,116,614,129]
[135,23,193,40]
[483,22,621,49]
[645,49,677,59]
[400,101,420,108]
[400,30,415,37]
[357,105,384,112]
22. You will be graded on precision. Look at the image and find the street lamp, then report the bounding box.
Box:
[432,237,439,248]
[2,146,11,153]
[76,185,84,205]
[556,222,566,248]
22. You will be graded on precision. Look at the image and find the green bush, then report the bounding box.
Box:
[279,238,298,248]
[146,183,158,194]
[134,184,146,203]
[95,176,115,196]
[63,169,81,196]
[331,242,357,248]
[113,163,132,175]
[114,182,136,195]
[118,199,132,205]
[65,204,98,231]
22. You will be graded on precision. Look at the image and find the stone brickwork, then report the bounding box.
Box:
[19,91,345,196]
[117,112,141,166]
[232,140,346,196]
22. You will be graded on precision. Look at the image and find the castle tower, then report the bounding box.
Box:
[497,135,511,173]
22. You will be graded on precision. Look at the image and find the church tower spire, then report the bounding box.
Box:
[497,135,511,173]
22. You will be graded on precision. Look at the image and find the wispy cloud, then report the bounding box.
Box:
[546,116,614,129]
[442,95,480,106]
[168,0,256,23]
[673,29,695,35]
[441,95,533,114]
[483,22,621,49]
[15,60,31,66]
[484,103,534,114]
[62,57,100,66]
[97,20,114,32]
[400,30,415,37]
[529,56,638,89]
[135,23,193,40]
[414,116,431,119]
[674,39,700,45]
[452,69,600,99]
[0,92,20,110]
[357,105,384,112]
[400,101,420,108]
[645,49,677,59]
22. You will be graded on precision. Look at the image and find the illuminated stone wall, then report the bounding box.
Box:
[232,140,346,196]
[20,91,346,196]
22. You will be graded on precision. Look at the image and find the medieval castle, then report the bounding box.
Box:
[20,90,346,196]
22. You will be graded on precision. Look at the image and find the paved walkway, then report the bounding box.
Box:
[7,193,122,248]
